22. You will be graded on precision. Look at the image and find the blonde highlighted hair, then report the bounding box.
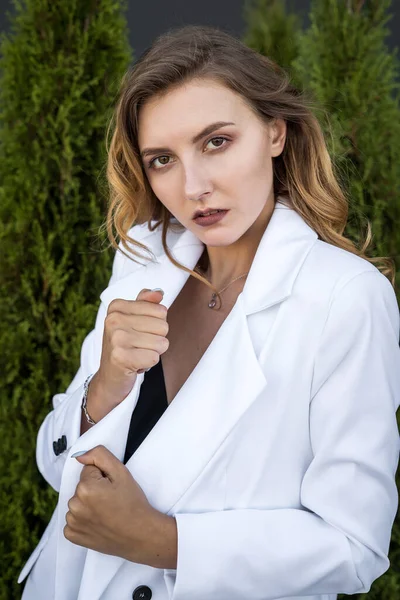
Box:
[102,24,395,304]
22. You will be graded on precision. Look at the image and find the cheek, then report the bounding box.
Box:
[226,140,270,179]
[226,153,272,205]
[147,173,178,210]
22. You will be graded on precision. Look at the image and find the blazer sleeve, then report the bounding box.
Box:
[35,225,149,492]
[165,269,400,600]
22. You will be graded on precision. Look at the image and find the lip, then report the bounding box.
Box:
[192,208,226,219]
[193,209,229,227]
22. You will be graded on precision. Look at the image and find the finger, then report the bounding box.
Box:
[110,315,169,337]
[74,445,123,483]
[107,291,167,317]
[136,288,165,303]
[79,464,105,482]
[67,496,82,513]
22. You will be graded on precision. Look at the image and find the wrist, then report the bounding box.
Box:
[144,511,178,570]
[85,370,139,423]
[85,373,120,422]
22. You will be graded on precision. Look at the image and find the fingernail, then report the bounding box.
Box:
[151,288,164,295]
[71,450,88,458]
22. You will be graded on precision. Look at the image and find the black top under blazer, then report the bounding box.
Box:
[123,360,168,464]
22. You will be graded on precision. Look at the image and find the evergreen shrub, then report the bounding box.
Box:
[0,0,132,597]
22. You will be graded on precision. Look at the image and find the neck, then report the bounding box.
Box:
[199,199,275,290]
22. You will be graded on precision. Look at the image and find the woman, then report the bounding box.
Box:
[19,24,400,600]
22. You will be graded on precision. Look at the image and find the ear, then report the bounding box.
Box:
[270,118,287,158]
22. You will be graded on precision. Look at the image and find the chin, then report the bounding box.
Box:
[199,229,244,247]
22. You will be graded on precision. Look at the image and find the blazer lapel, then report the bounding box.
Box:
[58,200,318,600]
[55,394,138,600]
[55,231,205,600]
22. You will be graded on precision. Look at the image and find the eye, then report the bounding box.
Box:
[146,136,230,171]
[147,155,170,170]
[205,136,229,150]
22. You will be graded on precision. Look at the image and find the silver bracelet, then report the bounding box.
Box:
[81,374,96,425]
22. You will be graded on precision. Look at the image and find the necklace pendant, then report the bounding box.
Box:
[208,293,217,309]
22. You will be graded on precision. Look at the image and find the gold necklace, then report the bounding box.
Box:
[208,272,249,308]
[196,267,249,309]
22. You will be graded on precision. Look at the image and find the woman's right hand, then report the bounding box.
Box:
[86,288,169,421]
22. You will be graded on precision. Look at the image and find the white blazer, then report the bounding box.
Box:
[19,199,400,600]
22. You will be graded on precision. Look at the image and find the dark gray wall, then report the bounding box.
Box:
[1,0,399,61]
[125,0,399,60]
[124,0,310,60]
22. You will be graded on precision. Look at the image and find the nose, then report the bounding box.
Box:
[183,161,211,202]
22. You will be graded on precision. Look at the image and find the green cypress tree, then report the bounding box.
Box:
[294,0,400,304]
[242,0,303,82]
[0,0,132,597]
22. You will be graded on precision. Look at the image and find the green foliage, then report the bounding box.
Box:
[242,0,303,84]
[0,0,132,597]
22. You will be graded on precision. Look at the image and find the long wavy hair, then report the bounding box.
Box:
[102,24,395,304]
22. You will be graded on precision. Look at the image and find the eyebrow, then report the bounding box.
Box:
[140,121,236,159]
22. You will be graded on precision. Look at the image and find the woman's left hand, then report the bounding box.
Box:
[64,445,163,565]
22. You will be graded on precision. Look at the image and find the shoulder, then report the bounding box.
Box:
[310,238,377,279]
[296,238,399,339]
[300,237,394,300]
[315,240,397,333]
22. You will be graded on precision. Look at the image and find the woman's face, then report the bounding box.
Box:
[138,78,286,247]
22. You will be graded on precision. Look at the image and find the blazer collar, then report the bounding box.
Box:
[241,200,318,314]
[100,198,318,316]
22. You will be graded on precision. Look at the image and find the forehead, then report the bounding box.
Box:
[137,79,250,145]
